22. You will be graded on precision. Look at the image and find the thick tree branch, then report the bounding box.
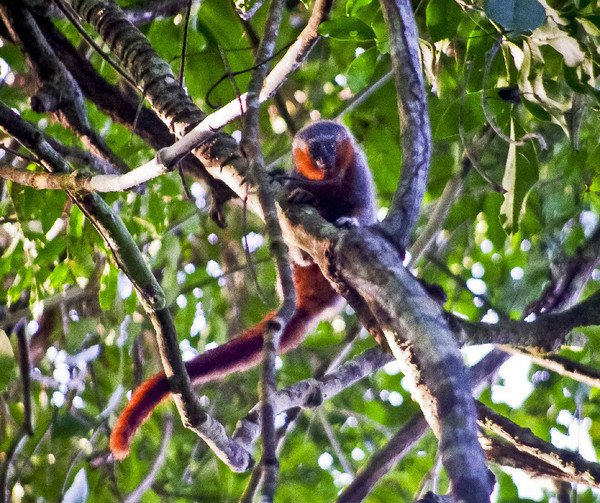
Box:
[67,0,205,137]
[478,402,600,487]
[338,217,600,498]
[459,288,600,349]
[279,215,492,501]
[36,15,176,150]
[378,0,431,251]
[483,437,594,486]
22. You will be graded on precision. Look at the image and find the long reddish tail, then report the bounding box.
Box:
[110,264,340,460]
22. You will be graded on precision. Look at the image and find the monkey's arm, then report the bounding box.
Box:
[109,264,341,460]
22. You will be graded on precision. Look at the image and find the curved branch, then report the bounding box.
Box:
[233,347,393,450]
[459,288,600,349]
[478,402,600,487]
[378,0,431,252]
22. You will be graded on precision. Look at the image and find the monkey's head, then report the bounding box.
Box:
[292,120,355,181]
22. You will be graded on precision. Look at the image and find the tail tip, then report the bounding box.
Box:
[109,430,131,461]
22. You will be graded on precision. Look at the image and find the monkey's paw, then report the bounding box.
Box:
[287,187,316,206]
[267,167,287,185]
[335,216,360,228]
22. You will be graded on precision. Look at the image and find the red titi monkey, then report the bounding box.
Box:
[110,120,377,459]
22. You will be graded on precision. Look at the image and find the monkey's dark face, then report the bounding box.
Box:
[292,121,354,181]
[308,139,337,172]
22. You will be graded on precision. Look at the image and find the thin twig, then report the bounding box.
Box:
[334,71,393,120]
[0,145,36,162]
[242,0,291,498]
[408,127,495,266]
[123,415,174,503]
[14,319,33,436]
[502,348,600,389]
[178,0,193,87]
[318,409,355,476]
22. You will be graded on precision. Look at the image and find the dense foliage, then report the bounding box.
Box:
[1,0,600,501]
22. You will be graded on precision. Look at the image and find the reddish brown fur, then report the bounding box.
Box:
[110,121,375,460]
[293,145,327,181]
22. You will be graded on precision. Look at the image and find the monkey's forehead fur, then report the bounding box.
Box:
[292,120,353,148]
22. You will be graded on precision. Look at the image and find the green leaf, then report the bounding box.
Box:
[318,17,375,41]
[431,93,486,140]
[47,262,71,289]
[500,120,539,234]
[426,0,463,42]
[485,0,546,33]
[346,0,373,17]
[521,98,553,121]
[346,47,377,93]
[533,23,585,67]
[0,330,16,392]
[99,265,118,311]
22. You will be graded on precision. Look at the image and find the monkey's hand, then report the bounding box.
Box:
[334,216,360,228]
[267,167,287,185]
[287,187,316,206]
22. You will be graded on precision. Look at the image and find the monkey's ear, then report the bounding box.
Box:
[335,137,355,172]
